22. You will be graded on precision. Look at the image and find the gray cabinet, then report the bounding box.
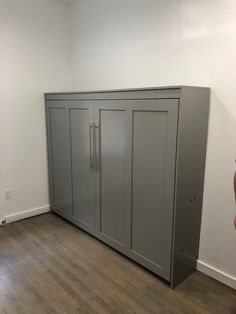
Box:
[45,86,210,288]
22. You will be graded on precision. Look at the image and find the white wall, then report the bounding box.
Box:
[0,0,73,220]
[69,0,236,287]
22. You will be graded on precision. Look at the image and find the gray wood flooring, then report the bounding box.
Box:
[0,212,235,313]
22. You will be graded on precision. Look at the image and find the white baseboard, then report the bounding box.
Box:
[4,205,50,224]
[197,260,236,290]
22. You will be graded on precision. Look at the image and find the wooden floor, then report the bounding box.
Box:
[0,213,235,314]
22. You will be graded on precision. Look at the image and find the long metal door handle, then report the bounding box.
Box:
[95,123,100,170]
[89,123,94,168]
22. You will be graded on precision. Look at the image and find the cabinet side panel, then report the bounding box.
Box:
[171,87,210,287]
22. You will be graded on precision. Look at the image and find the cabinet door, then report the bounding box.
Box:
[94,101,132,254]
[49,107,72,218]
[130,99,178,281]
[70,102,95,235]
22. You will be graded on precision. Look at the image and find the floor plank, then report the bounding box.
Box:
[0,213,235,314]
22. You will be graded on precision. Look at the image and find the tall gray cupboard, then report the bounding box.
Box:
[45,86,210,288]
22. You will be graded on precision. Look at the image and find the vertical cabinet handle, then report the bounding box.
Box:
[89,123,94,168]
[95,123,100,170]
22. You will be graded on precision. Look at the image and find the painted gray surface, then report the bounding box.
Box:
[45,103,54,209]
[171,87,210,288]
[45,88,181,101]
[130,100,178,281]
[70,106,95,235]
[132,111,168,265]
[49,108,72,217]
[93,101,132,254]
[45,86,210,288]
[99,110,127,246]
[45,86,209,101]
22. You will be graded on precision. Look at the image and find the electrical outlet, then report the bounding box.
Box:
[3,189,11,199]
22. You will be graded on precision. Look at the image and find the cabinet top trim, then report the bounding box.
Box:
[45,86,210,101]
[45,85,209,95]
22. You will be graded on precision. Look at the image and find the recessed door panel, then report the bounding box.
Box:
[70,107,95,234]
[50,108,72,217]
[100,110,127,246]
[131,100,178,280]
[94,101,132,253]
